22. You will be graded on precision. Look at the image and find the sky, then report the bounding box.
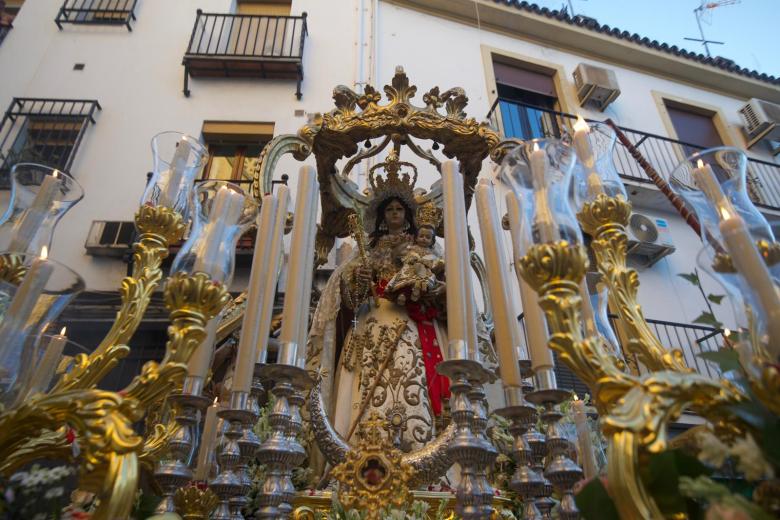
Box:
[531,0,779,77]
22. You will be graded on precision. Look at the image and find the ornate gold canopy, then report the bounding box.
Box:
[252,66,503,264]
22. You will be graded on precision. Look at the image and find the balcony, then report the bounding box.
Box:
[487,99,780,213]
[517,313,724,395]
[182,11,308,99]
[55,0,138,31]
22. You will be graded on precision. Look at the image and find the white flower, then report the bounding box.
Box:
[730,433,775,481]
[9,471,27,483]
[696,430,729,468]
[44,486,64,499]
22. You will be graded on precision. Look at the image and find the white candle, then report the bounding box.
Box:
[25,327,67,397]
[506,193,553,372]
[693,160,780,359]
[8,173,60,253]
[278,166,318,365]
[0,249,54,389]
[529,143,558,243]
[257,186,289,364]
[296,184,319,367]
[193,186,245,278]
[573,398,597,479]
[186,317,219,382]
[442,161,469,359]
[572,116,604,198]
[163,139,192,207]
[194,397,219,481]
[233,194,278,394]
[721,218,780,359]
[475,179,522,386]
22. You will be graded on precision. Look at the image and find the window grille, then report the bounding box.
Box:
[0,98,101,186]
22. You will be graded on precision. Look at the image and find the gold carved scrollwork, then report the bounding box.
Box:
[54,206,185,393]
[578,194,687,373]
[0,253,28,284]
[173,485,219,520]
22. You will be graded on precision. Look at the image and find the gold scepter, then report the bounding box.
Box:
[348,212,379,308]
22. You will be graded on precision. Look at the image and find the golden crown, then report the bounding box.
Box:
[416,202,442,229]
[368,149,418,204]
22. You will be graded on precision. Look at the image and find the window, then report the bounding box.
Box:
[236,1,291,16]
[493,60,561,141]
[0,98,101,186]
[201,121,274,188]
[664,101,724,158]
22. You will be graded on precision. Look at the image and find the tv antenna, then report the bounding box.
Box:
[684,0,740,57]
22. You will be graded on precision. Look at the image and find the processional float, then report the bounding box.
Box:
[0,67,776,520]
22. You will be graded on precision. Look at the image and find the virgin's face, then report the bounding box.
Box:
[383,200,406,230]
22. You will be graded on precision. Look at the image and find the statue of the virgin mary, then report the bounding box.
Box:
[305,149,451,452]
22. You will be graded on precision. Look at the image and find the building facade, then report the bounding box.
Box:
[1,0,778,394]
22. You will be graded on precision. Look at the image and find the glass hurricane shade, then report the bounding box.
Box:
[0,252,84,407]
[0,163,84,256]
[570,121,627,211]
[142,132,208,222]
[170,181,258,286]
[497,138,582,248]
[670,147,775,261]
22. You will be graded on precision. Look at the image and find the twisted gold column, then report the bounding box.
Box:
[577,194,687,373]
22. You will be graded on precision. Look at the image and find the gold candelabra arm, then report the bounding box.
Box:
[577,194,687,373]
[53,205,186,392]
[0,389,141,520]
[139,416,180,471]
[602,371,744,520]
[518,241,633,410]
[0,253,29,284]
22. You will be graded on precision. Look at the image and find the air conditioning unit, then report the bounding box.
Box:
[85,220,135,257]
[625,213,675,268]
[738,98,780,148]
[573,63,621,111]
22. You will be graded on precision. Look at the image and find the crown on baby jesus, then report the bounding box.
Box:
[416,202,442,229]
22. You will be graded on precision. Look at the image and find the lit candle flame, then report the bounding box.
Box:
[213,396,218,405]
[60,326,67,336]
[696,159,705,169]
[533,142,540,152]
[40,246,48,260]
[573,115,589,133]
[52,170,59,179]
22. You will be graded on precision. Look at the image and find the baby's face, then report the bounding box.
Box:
[415,227,434,248]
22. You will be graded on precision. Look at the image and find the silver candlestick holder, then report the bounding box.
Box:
[254,363,312,520]
[210,392,253,520]
[229,388,263,520]
[525,370,581,520]
[468,380,497,517]
[524,425,555,519]
[496,387,543,520]
[437,356,492,520]
[153,390,212,515]
[278,385,307,516]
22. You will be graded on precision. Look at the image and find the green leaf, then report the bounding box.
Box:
[678,272,700,286]
[642,451,688,516]
[575,477,620,520]
[693,312,722,328]
[706,294,725,305]
[697,350,742,373]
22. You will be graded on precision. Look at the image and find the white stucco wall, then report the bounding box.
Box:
[0,0,773,335]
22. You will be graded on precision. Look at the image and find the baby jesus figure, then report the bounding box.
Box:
[385,225,444,305]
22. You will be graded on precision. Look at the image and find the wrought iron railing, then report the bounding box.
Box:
[55,0,138,31]
[182,11,308,98]
[517,312,724,392]
[0,98,101,184]
[487,98,780,211]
